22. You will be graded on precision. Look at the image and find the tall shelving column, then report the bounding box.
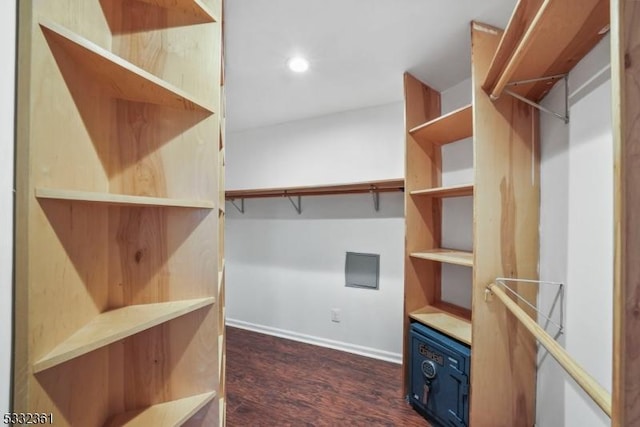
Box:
[402,74,474,394]
[15,1,224,425]
[470,21,540,425]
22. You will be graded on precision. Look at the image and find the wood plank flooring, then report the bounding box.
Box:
[226,327,429,426]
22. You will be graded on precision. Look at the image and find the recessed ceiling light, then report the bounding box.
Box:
[287,56,310,73]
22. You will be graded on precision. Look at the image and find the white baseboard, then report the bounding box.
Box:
[226,318,402,364]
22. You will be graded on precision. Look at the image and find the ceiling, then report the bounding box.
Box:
[224,0,517,132]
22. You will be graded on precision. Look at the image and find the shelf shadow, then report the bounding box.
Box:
[41,25,211,180]
[39,198,214,310]
[100,0,214,34]
[35,307,213,425]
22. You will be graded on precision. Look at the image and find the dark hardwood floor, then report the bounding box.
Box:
[226,327,430,426]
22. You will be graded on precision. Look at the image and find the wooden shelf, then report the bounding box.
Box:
[483,0,609,101]
[36,188,215,209]
[410,183,473,198]
[105,392,216,427]
[409,105,472,146]
[40,21,215,114]
[134,0,219,23]
[410,304,472,346]
[410,249,473,267]
[226,178,404,199]
[33,298,215,373]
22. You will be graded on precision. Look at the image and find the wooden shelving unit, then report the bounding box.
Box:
[36,188,216,209]
[408,104,472,145]
[403,19,541,424]
[105,392,217,427]
[34,298,215,373]
[410,183,473,198]
[409,305,471,346]
[483,0,609,101]
[15,0,225,425]
[226,178,404,199]
[40,21,214,114]
[410,249,473,268]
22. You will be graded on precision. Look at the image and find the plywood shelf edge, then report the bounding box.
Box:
[226,178,404,199]
[39,20,215,114]
[408,104,472,146]
[410,183,474,198]
[409,305,472,346]
[33,298,215,373]
[105,391,216,427]
[36,188,215,209]
[134,0,219,23]
[410,249,474,267]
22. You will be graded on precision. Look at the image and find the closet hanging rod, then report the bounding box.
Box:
[486,282,612,418]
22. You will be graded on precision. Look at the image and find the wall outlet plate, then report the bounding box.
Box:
[331,308,341,323]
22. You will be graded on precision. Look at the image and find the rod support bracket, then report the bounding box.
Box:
[229,198,245,214]
[503,74,569,124]
[284,191,302,214]
[370,185,380,212]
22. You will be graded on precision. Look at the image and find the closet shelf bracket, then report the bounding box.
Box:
[230,198,245,214]
[501,74,569,124]
[370,185,380,212]
[284,191,302,214]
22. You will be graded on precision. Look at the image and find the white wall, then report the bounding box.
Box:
[226,194,406,362]
[440,79,474,309]
[0,0,15,413]
[226,102,404,190]
[225,103,406,361]
[537,35,612,427]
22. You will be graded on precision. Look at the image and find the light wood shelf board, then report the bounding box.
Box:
[226,178,404,199]
[33,298,215,373]
[36,188,215,209]
[39,21,215,114]
[408,104,472,146]
[105,391,216,427]
[134,0,219,23]
[410,305,472,346]
[410,249,474,267]
[483,0,609,101]
[410,183,474,198]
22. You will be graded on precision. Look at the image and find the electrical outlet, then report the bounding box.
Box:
[331,308,341,323]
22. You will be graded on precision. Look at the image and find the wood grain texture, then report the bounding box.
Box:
[36,188,215,209]
[410,249,474,267]
[402,73,442,397]
[409,104,473,146]
[226,178,404,199]
[15,0,223,424]
[40,20,214,114]
[470,21,540,426]
[410,183,473,198]
[611,1,640,425]
[226,327,430,426]
[484,0,609,101]
[409,305,472,345]
[34,298,214,373]
[106,392,216,427]
[134,0,218,23]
